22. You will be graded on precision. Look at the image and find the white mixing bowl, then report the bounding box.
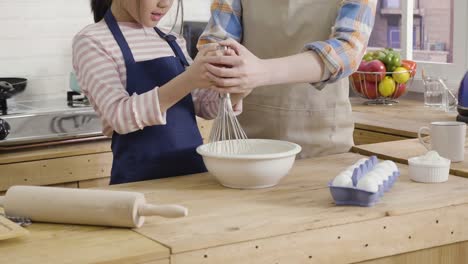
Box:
[196,139,302,189]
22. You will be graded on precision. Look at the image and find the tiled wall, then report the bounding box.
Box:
[0,0,211,100]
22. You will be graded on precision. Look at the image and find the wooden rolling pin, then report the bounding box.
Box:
[0,186,188,228]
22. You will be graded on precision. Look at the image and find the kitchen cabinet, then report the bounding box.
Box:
[1,152,468,263]
[0,117,213,192]
[197,117,213,143]
[351,96,457,145]
[0,140,112,192]
[353,128,408,145]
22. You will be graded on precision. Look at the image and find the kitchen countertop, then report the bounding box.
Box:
[2,152,468,263]
[0,94,458,164]
[351,93,458,138]
[352,137,468,178]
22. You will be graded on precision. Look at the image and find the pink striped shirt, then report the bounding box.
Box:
[72,20,237,137]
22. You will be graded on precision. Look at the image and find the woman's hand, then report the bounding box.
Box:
[204,45,236,58]
[203,39,269,94]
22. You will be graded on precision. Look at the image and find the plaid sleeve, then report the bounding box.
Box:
[305,0,377,89]
[197,0,243,47]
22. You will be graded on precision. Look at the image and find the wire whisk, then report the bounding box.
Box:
[207,45,251,154]
[208,92,250,155]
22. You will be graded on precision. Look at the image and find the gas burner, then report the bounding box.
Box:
[67,91,90,107]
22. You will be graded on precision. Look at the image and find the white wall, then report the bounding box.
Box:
[162,0,212,25]
[0,0,211,100]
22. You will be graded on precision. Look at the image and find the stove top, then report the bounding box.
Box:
[0,92,104,148]
[1,92,91,116]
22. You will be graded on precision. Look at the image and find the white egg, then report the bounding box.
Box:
[364,171,384,184]
[356,177,379,193]
[339,170,352,178]
[372,166,388,174]
[383,160,398,172]
[371,167,391,181]
[377,160,387,166]
[347,158,369,171]
[377,173,387,183]
[332,174,353,188]
[344,166,356,174]
[376,162,392,171]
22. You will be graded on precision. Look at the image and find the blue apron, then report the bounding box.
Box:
[104,10,206,185]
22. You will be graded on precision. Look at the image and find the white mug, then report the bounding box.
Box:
[418,121,466,162]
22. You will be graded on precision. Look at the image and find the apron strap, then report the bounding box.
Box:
[104,10,136,65]
[154,28,190,67]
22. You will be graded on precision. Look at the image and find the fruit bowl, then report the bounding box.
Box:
[352,48,417,105]
[350,69,415,105]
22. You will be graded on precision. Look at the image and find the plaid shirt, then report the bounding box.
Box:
[198,0,377,88]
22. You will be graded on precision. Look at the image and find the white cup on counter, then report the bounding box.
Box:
[418,121,466,162]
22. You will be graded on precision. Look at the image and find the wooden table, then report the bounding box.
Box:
[351,96,458,144]
[352,138,468,178]
[2,152,468,263]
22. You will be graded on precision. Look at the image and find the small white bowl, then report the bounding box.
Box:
[408,156,451,183]
[196,139,302,189]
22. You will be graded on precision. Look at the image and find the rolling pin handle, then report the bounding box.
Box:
[138,204,188,218]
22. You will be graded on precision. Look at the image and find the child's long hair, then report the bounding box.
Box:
[90,0,112,22]
[90,0,184,34]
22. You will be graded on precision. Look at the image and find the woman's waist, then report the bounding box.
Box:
[244,84,351,111]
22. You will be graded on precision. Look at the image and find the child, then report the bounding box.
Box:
[73,0,241,184]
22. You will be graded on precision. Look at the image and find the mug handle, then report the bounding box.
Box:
[418,127,431,151]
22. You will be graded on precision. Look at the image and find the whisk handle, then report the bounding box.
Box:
[219,93,230,99]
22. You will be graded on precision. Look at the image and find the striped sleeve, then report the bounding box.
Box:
[72,34,166,136]
[197,0,243,47]
[192,89,243,120]
[305,0,377,89]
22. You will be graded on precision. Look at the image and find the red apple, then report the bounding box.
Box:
[358,60,387,82]
[393,83,407,98]
[362,81,378,99]
[350,73,365,94]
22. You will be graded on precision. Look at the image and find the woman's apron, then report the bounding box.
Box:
[239,0,354,159]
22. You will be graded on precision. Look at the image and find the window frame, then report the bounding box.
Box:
[401,0,467,92]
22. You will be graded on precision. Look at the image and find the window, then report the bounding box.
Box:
[384,0,401,9]
[368,0,467,92]
[385,26,416,49]
[387,26,401,49]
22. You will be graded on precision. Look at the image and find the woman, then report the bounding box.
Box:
[199,0,377,159]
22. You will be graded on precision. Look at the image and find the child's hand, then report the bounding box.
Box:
[205,45,236,58]
[183,43,222,89]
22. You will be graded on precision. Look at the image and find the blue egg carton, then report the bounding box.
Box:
[328,156,400,207]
